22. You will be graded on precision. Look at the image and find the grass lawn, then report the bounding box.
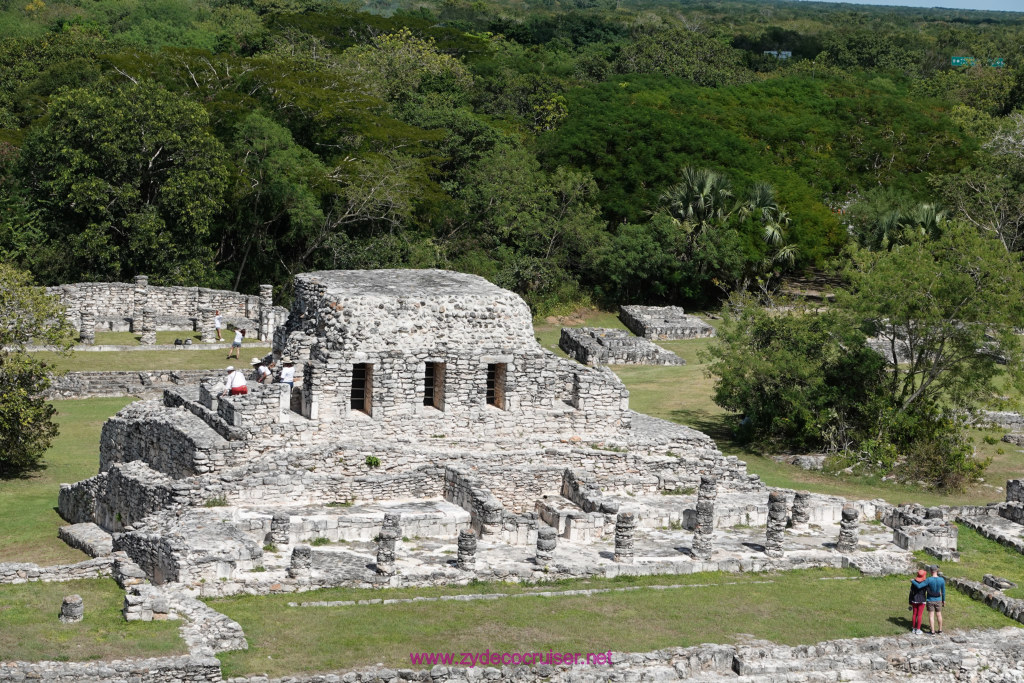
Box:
[0,397,132,564]
[211,567,1017,678]
[30,345,270,372]
[915,525,1024,592]
[0,578,185,661]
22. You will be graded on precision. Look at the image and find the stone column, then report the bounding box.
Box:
[765,491,787,558]
[613,512,636,564]
[457,529,477,571]
[259,284,274,342]
[536,526,557,564]
[836,507,860,554]
[376,513,402,576]
[132,275,148,329]
[691,475,717,561]
[79,310,96,345]
[790,491,811,531]
[287,545,311,579]
[270,512,291,547]
[139,306,156,345]
[199,307,217,343]
[60,595,83,623]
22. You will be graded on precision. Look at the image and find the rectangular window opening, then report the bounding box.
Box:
[486,363,506,410]
[424,362,446,410]
[351,363,373,415]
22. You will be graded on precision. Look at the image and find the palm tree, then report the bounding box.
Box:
[658,166,734,246]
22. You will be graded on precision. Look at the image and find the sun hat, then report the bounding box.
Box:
[251,357,261,364]
[281,356,293,364]
[226,366,235,372]
[916,569,927,580]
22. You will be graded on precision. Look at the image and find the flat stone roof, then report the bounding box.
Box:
[295,270,508,300]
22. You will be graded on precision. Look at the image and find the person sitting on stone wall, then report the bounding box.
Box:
[278,357,295,387]
[227,328,246,359]
[214,310,223,342]
[220,366,248,397]
[252,357,271,383]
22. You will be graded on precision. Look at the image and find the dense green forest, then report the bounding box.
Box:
[1,0,1022,313]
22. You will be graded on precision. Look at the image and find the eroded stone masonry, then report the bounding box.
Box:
[49,275,288,343]
[38,268,1024,680]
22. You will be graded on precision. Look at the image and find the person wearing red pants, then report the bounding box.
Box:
[909,569,929,635]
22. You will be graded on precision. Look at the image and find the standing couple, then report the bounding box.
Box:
[909,565,945,635]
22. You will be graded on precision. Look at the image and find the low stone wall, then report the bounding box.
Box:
[0,655,221,682]
[45,370,215,400]
[957,512,1024,555]
[0,557,113,584]
[443,468,503,536]
[559,327,684,366]
[221,627,1024,683]
[619,305,715,340]
[951,576,1024,624]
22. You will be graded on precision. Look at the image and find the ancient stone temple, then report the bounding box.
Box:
[56,269,910,597]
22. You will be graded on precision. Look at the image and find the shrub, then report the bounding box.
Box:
[365,456,381,468]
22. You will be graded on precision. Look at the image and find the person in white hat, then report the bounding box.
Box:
[220,365,248,397]
[278,357,295,387]
[252,357,270,384]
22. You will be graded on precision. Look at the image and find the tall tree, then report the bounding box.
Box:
[19,79,229,285]
[0,265,74,477]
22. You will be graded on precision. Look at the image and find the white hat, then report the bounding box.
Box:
[281,356,293,364]
[251,357,261,364]
[226,366,235,372]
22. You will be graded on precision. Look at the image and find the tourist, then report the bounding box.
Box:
[926,565,946,635]
[279,357,295,387]
[227,328,246,360]
[214,310,223,341]
[220,366,248,397]
[252,357,271,383]
[909,568,928,635]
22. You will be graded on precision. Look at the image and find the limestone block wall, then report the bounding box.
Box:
[0,557,114,584]
[59,462,186,532]
[559,327,684,366]
[1008,480,1024,503]
[44,369,214,400]
[0,655,222,682]
[48,278,274,338]
[443,468,504,536]
[619,305,715,340]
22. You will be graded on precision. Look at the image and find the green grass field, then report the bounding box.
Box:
[31,345,271,372]
[0,578,185,661]
[0,397,133,564]
[211,567,1015,678]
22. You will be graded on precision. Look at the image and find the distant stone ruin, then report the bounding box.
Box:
[619,305,715,340]
[48,275,288,343]
[559,327,684,366]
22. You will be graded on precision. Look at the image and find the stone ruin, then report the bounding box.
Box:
[48,275,289,344]
[558,327,684,366]
[619,305,715,340]
[55,269,937,601]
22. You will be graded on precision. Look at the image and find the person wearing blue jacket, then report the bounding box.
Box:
[926,565,946,635]
[909,569,928,635]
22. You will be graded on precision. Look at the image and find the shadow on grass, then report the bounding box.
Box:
[887,615,914,630]
[667,408,748,452]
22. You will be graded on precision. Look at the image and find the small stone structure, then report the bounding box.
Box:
[790,490,811,531]
[559,327,683,366]
[765,491,787,557]
[59,594,83,623]
[619,305,715,340]
[836,507,859,553]
[691,475,716,560]
[456,529,476,570]
[535,525,557,563]
[376,513,401,576]
[78,309,95,345]
[613,512,636,563]
[48,277,288,342]
[269,512,290,547]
